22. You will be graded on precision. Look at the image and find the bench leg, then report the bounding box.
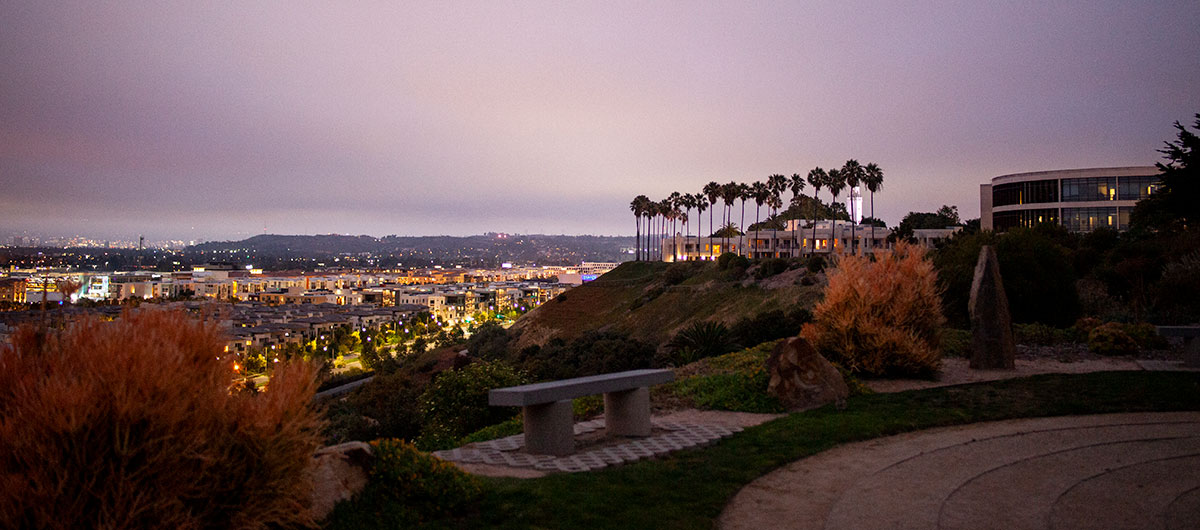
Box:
[604,387,651,437]
[522,400,574,456]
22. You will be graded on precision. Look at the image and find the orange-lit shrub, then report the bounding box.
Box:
[0,310,324,529]
[800,243,945,377]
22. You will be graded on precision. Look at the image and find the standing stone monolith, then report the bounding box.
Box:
[969,245,1016,369]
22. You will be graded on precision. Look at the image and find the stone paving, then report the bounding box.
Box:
[718,412,1200,530]
[433,418,742,473]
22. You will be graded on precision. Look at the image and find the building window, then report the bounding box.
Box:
[993,208,1059,232]
[1061,207,1119,232]
[993,179,1059,207]
[1061,177,1117,202]
[1117,175,1160,200]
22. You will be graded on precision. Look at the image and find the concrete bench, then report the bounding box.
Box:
[488,368,674,456]
[1156,326,1200,367]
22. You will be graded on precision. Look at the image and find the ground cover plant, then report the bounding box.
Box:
[0,310,324,529]
[323,371,1200,529]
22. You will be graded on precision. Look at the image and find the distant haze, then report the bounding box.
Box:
[2,2,1198,241]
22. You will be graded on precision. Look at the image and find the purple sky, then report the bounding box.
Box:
[2,2,1198,241]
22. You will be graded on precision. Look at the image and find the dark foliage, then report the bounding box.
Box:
[515,330,660,381]
[665,321,739,365]
[728,308,812,348]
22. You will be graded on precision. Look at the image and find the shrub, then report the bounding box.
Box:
[728,308,812,348]
[1123,322,1168,350]
[1073,317,1103,339]
[666,321,739,365]
[515,330,659,381]
[801,243,945,377]
[941,328,972,358]
[754,257,790,279]
[1013,322,1076,346]
[671,371,783,413]
[0,310,323,529]
[416,361,527,450]
[327,439,481,527]
[341,368,426,443]
[806,255,826,273]
[1087,322,1139,356]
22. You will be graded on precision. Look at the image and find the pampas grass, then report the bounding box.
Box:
[0,309,324,529]
[801,243,945,377]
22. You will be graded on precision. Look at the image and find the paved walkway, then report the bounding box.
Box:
[718,412,1200,530]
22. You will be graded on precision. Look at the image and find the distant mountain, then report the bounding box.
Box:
[186,233,636,267]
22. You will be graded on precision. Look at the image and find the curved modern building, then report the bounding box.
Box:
[980,166,1160,233]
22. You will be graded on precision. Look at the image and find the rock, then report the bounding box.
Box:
[969,246,1016,369]
[766,337,850,411]
[309,441,373,520]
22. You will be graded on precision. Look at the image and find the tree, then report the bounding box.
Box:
[862,163,884,251]
[891,206,962,243]
[788,173,807,255]
[841,160,864,254]
[1131,113,1199,232]
[807,167,828,253]
[721,182,740,254]
[630,195,649,261]
[704,182,721,259]
[751,181,769,258]
[826,168,846,252]
[738,183,751,255]
[768,174,787,256]
[694,193,708,260]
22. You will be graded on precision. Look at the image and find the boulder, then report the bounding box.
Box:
[968,245,1016,369]
[766,337,849,411]
[309,441,373,520]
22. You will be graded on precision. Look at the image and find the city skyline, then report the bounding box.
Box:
[2,2,1198,240]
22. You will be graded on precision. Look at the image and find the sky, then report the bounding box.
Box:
[2,2,1198,242]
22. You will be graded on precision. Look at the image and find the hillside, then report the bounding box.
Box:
[509,260,824,351]
[185,233,635,267]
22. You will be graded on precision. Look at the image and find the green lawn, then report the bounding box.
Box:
[326,371,1200,529]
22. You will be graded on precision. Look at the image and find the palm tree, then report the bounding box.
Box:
[767,174,787,257]
[703,182,721,259]
[668,192,682,261]
[826,168,846,253]
[630,195,648,261]
[694,193,708,260]
[751,181,769,258]
[841,159,864,254]
[789,173,807,256]
[863,163,884,252]
[721,182,740,255]
[645,201,658,261]
[807,167,827,254]
[737,183,750,256]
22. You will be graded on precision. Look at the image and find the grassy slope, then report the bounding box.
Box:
[462,371,1200,529]
[510,261,821,350]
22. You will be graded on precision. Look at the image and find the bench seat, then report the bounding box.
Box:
[488,368,674,456]
[488,369,674,406]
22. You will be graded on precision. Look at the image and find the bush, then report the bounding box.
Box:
[806,255,826,273]
[1013,323,1077,346]
[0,310,323,529]
[717,252,749,270]
[801,243,945,377]
[671,371,783,413]
[728,308,812,348]
[416,361,527,450]
[666,321,738,365]
[754,257,790,279]
[1125,322,1168,350]
[515,330,660,381]
[941,328,972,358]
[327,439,481,527]
[339,368,426,443]
[1087,322,1139,356]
